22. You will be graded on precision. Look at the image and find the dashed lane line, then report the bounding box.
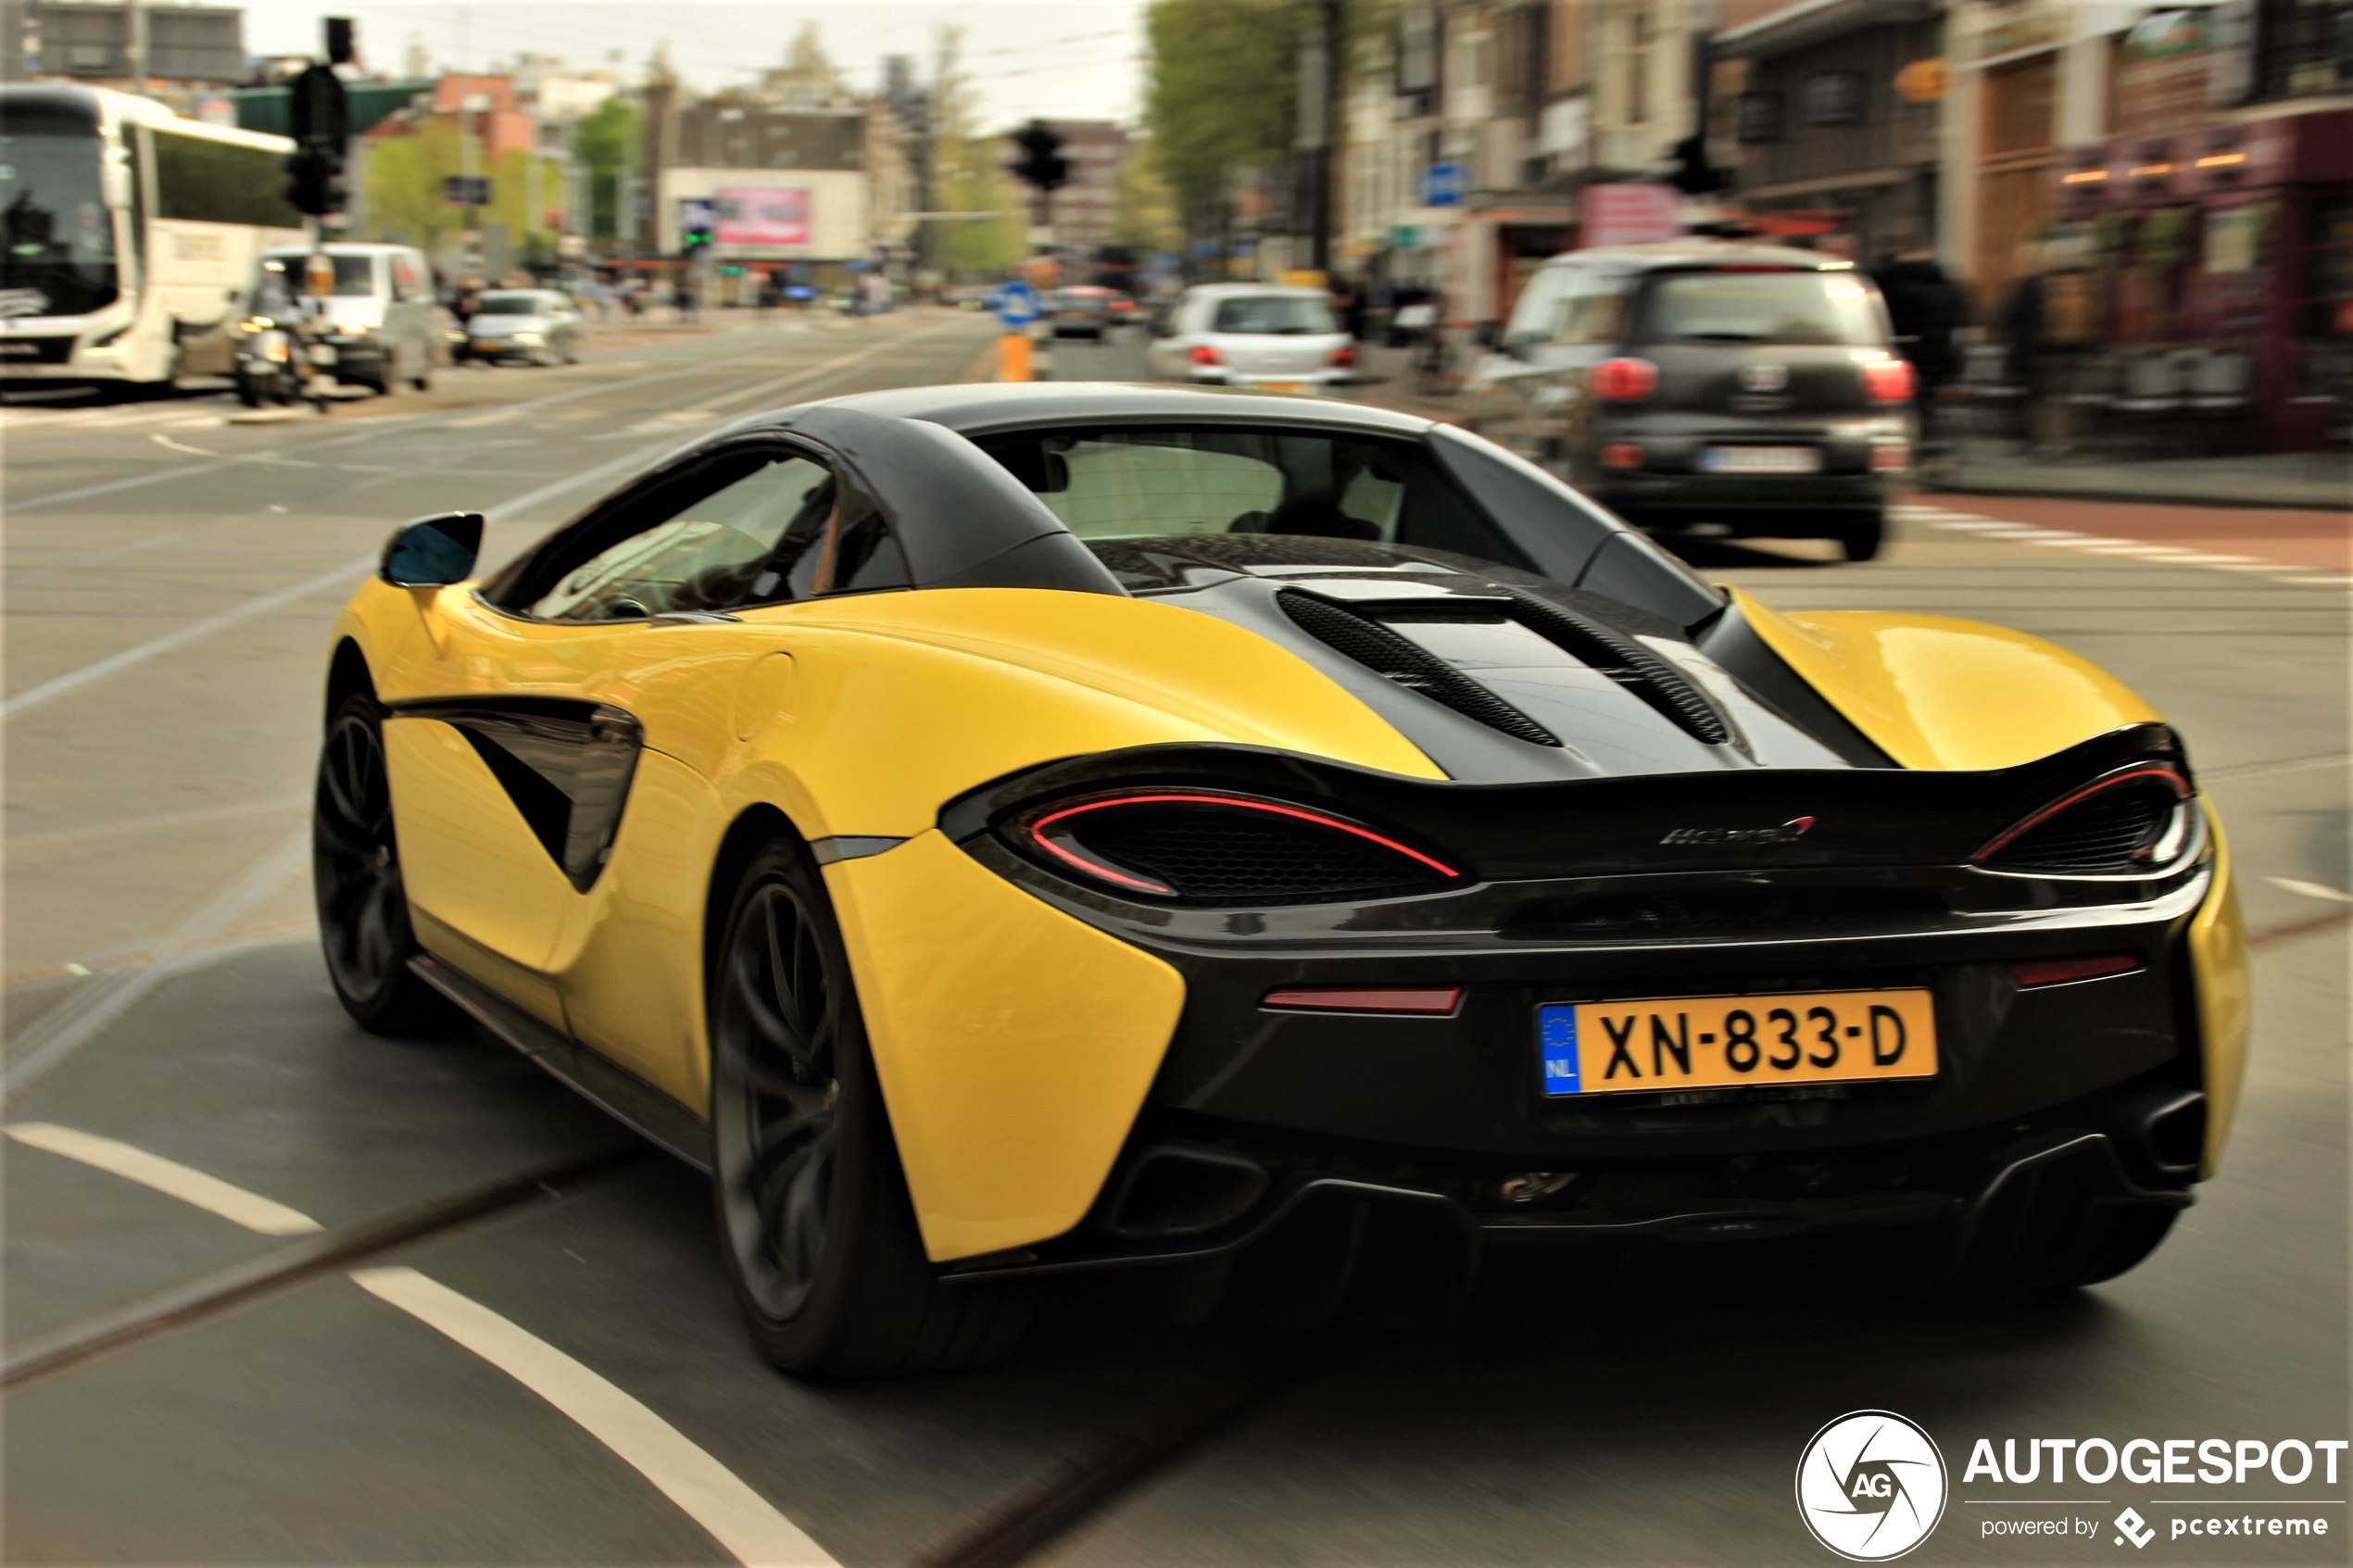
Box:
[6,1123,321,1235]
[3,1127,831,1566]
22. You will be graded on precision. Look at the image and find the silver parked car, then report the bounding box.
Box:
[465,290,583,366]
[1145,283,1354,395]
[252,243,438,395]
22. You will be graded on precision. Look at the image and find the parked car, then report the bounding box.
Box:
[1494,239,1913,561]
[251,242,438,395]
[1146,283,1355,395]
[464,289,584,366]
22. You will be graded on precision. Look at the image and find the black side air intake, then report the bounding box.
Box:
[1277,589,1562,746]
[1502,590,1732,746]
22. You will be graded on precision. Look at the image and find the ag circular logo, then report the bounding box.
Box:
[1795,1410,1948,1561]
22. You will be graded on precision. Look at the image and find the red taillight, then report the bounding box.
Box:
[1862,358,1916,402]
[1189,344,1222,366]
[1264,986,1463,1015]
[2008,955,2144,988]
[1327,345,1356,369]
[1590,358,1658,400]
[1020,791,1463,902]
[1976,766,2195,873]
[1600,442,1645,470]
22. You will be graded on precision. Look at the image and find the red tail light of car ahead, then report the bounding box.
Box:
[1327,345,1357,369]
[1600,442,1645,470]
[1017,791,1463,904]
[1862,358,1917,402]
[1590,358,1658,401]
[1189,345,1222,366]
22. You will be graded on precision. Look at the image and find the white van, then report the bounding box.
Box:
[252,242,438,395]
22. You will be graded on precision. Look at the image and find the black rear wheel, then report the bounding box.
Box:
[711,837,1031,1377]
[1834,510,1886,562]
[312,694,455,1035]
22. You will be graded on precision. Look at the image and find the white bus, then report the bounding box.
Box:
[1,83,308,387]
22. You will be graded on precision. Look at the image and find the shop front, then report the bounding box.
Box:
[2052,107,2353,451]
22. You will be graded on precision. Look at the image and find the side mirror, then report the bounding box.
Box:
[381,511,484,587]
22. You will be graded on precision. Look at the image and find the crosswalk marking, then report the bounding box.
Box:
[1917,509,2341,591]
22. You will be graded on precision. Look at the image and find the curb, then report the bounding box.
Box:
[1925,480,2349,514]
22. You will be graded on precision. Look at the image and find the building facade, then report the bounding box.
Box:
[1041,119,1130,257]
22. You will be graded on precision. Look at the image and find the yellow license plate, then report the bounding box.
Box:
[1537,988,1936,1097]
[1255,381,1309,395]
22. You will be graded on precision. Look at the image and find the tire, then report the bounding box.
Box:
[312,694,459,1035]
[234,373,262,408]
[1834,510,1885,562]
[710,836,1033,1377]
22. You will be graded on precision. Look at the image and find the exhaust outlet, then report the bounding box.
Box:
[1104,1142,1270,1239]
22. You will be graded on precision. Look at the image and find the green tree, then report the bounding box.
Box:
[926,25,1024,278]
[1111,135,1183,256]
[1143,0,1302,245]
[363,118,560,265]
[571,96,640,241]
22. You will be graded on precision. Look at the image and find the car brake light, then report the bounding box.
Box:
[1591,358,1657,400]
[1264,987,1464,1015]
[2007,955,2143,988]
[1327,345,1356,369]
[1019,791,1463,902]
[1863,359,1916,402]
[1189,345,1222,366]
[1600,442,1644,470]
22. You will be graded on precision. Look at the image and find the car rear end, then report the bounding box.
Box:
[1188,291,1354,395]
[1050,289,1113,338]
[1569,260,1913,543]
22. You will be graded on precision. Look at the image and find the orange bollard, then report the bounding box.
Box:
[998,332,1033,383]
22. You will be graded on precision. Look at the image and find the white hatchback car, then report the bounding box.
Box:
[1145,283,1353,395]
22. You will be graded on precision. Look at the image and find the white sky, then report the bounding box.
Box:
[233,1,1151,130]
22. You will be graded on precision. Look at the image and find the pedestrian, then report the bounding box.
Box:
[673,272,698,325]
[1870,240,1965,454]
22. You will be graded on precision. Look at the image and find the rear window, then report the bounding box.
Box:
[1632,270,1885,346]
[1210,295,1337,335]
[475,294,544,315]
[974,426,1527,571]
[261,253,375,296]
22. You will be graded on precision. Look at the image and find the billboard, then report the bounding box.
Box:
[712,186,810,248]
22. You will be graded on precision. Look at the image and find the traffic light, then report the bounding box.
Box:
[283,60,349,215]
[283,144,346,217]
[1669,133,1724,196]
[684,223,713,253]
[1009,120,1068,193]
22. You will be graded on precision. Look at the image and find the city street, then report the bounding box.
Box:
[4,318,2347,1565]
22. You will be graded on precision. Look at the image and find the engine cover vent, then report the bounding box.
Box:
[1277,588,1563,746]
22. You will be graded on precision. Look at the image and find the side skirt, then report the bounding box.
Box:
[409,954,714,1172]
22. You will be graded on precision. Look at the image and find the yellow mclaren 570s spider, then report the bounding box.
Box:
[316,382,2247,1376]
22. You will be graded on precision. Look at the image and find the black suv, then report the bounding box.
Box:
[1492,240,1914,561]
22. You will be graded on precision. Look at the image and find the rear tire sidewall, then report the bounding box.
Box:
[711,837,922,1374]
[1837,510,1886,562]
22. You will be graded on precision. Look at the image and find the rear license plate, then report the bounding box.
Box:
[1537,988,1936,1097]
[1253,380,1310,395]
[1701,445,1820,474]
[308,345,338,366]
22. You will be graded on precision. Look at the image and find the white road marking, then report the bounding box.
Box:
[5,1122,321,1235]
[352,1268,840,1568]
[1919,511,2329,584]
[2202,752,2351,783]
[6,794,310,848]
[1,1119,830,1565]
[148,433,213,457]
[2152,551,2267,564]
[2267,877,2353,904]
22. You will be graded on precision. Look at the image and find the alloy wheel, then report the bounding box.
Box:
[715,881,842,1321]
[312,708,408,1005]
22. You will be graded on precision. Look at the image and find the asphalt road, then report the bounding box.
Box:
[4,318,2347,1566]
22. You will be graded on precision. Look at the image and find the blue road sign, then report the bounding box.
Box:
[996,280,1040,327]
[1421,161,1466,207]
